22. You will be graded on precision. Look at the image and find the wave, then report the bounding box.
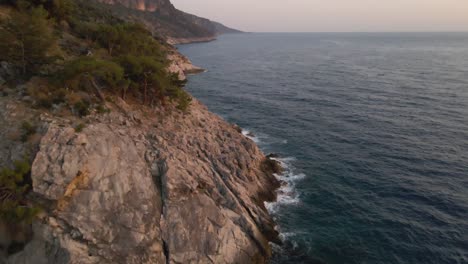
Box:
[240,129,305,243]
[265,157,306,214]
[241,129,261,143]
[240,129,305,214]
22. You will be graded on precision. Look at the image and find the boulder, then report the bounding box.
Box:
[0,62,14,80]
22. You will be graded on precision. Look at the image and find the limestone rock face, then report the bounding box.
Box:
[167,49,205,80]
[6,99,280,264]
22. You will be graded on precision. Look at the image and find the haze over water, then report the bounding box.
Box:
[178,33,468,264]
[172,0,468,32]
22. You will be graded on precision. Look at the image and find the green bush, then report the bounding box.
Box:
[3,0,75,21]
[0,6,57,77]
[20,121,36,142]
[61,57,124,90]
[73,100,90,117]
[117,55,167,103]
[95,104,110,114]
[74,123,85,132]
[175,90,192,112]
[0,159,40,224]
[27,80,68,109]
[1,0,192,111]
[116,55,191,109]
[94,22,165,58]
[50,0,75,22]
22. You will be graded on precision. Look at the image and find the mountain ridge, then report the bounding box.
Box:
[94,0,241,44]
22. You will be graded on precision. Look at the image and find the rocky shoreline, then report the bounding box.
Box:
[166,36,218,45]
[1,72,283,263]
[167,50,206,80]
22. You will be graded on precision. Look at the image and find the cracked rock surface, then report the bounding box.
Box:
[5,99,280,264]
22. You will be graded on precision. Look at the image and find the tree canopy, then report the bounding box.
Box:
[0,0,192,111]
[0,6,56,76]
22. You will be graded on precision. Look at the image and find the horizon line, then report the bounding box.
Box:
[235,31,468,34]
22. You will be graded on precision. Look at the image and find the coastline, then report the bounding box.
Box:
[1,41,283,264]
[166,36,217,45]
[172,38,287,254]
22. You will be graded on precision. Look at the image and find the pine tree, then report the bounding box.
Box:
[0,6,56,77]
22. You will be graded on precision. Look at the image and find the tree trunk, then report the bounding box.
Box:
[89,77,106,102]
[143,78,148,105]
[158,89,165,107]
[20,34,26,76]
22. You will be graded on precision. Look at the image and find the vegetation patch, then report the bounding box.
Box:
[74,123,85,133]
[0,2,58,78]
[20,121,37,142]
[0,158,40,225]
[0,0,192,114]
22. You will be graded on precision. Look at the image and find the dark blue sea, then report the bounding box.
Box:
[177,33,468,264]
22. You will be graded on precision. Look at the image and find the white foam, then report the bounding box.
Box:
[284,172,306,182]
[272,156,297,164]
[265,157,305,214]
[240,128,305,216]
[265,186,301,213]
[241,129,260,143]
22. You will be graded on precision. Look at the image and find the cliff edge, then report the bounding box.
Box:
[0,1,279,263]
[0,94,281,263]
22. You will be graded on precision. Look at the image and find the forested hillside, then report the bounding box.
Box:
[93,0,241,43]
[0,0,191,115]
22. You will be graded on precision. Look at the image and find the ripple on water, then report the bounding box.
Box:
[180,33,468,264]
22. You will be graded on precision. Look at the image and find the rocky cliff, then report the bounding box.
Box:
[0,90,281,263]
[0,2,278,262]
[93,0,241,44]
[166,47,205,79]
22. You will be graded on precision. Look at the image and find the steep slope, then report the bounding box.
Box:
[2,96,281,263]
[0,1,280,263]
[94,0,241,44]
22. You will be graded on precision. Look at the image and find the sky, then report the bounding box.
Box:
[171,0,468,32]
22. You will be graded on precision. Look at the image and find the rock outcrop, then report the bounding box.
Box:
[167,49,204,80]
[3,97,281,263]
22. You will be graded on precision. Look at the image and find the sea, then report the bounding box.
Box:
[177,33,468,264]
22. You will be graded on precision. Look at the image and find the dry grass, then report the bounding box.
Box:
[57,170,89,211]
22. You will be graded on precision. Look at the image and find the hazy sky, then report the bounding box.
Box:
[171,0,468,32]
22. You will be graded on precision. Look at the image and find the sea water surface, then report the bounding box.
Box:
[177,33,468,264]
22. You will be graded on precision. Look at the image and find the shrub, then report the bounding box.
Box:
[0,159,40,224]
[94,22,164,58]
[0,6,57,77]
[74,123,85,132]
[175,90,192,112]
[116,55,167,103]
[73,100,90,117]
[20,121,36,142]
[64,91,83,105]
[3,0,75,21]
[61,57,124,91]
[32,90,53,108]
[26,79,68,109]
[50,0,75,22]
[96,104,110,114]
